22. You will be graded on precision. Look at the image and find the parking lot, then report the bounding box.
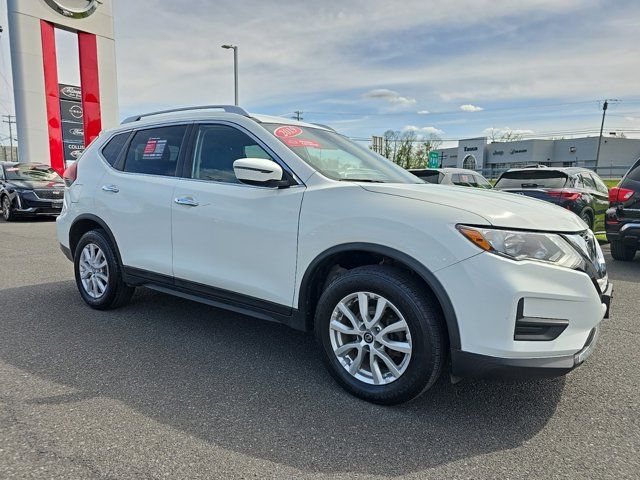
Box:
[0,219,638,479]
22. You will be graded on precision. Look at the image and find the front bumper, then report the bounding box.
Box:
[435,250,610,375]
[451,325,601,379]
[12,192,63,216]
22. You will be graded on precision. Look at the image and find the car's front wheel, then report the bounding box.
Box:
[610,240,637,261]
[74,229,135,309]
[314,265,445,405]
[1,195,15,221]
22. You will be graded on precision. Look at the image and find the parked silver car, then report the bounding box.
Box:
[409,167,492,189]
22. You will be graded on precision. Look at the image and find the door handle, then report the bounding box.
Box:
[174,196,199,207]
[101,184,119,193]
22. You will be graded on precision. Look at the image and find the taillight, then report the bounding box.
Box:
[608,187,634,203]
[63,162,78,187]
[548,190,581,201]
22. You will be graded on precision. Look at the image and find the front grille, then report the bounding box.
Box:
[33,189,64,200]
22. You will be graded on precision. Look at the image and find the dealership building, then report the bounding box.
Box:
[433,135,640,178]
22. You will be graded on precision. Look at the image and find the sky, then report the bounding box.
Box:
[2,0,640,148]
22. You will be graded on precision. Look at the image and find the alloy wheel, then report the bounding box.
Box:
[79,243,109,299]
[329,292,412,385]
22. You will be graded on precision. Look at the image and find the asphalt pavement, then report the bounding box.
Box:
[0,219,638,479]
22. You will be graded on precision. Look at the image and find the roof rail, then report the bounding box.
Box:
[121,105,250,124]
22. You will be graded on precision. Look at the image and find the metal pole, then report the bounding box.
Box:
[595,100,607,176]
[233,47,238,106]
[2,115,16,162]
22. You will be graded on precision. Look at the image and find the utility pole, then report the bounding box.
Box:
[595,99,618,177]
[293,110,303,121]
[221,44,239,106]
[2,115,16,162]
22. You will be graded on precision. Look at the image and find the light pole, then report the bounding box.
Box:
[221,44,238,106]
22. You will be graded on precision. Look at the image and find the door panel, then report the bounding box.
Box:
[95,171,177,275]
[172,181,304,306]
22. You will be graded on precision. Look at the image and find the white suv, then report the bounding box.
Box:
[57,105,612,404]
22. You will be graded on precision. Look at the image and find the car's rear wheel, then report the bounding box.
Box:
[1,195,15,221]
[314,265,445,405]
[74,229,135,309]
[610,240,637,261]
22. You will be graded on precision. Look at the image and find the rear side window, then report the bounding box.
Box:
[101,132,129,167]
[452,173,476,186]
[123,125,187,176]
[495,170,568,189]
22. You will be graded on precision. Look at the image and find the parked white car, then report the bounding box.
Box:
[57,105,612,404]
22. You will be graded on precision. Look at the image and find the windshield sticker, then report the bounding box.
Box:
[284,138,321,148]
[6,167,19,172]
[274,126,303,138]
[142,138,167,159]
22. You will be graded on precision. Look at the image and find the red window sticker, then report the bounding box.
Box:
[274,126,303,138]
[142,138,168,159]
[284,138,321,148]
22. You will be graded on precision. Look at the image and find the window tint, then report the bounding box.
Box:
[494,170,568,189]
[123,125,187,176]
[191,125,273,183]
[623,160,640,183]
[411,170,441,183]
[101,132,129,167]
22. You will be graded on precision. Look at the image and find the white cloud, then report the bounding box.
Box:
[417,110,430,114]
[403,125,444,136]
[363,89,416,106]
[460,104,484,112]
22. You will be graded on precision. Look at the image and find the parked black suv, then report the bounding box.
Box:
[494,167,609,232]
[0,162,65,221]
[605,159,640,261]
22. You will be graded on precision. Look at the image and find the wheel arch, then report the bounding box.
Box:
[297,243,461,350]
[69,214,123,267]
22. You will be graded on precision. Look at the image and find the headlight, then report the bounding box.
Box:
[457,225,583,269]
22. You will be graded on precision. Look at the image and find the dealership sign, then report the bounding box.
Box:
[59,83,85,162]
[43,0,101,19]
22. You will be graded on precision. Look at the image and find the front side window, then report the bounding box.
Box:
[190,124,274,183]
[265,123,421,183]
[452,173,477,187]
[590,173,609,194]
[580,173,596,190]
[474,175,492,189]
[4,163,62,182]
[123,125,187,176]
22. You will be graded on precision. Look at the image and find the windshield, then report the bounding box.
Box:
[4,164,62,182]
[494,170,568,189]
[265,123,422,183]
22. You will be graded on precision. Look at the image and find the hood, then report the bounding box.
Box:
[8,180,65,190]
[361,183,587,232]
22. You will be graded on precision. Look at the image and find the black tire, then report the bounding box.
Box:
[1,195,15,222]
[314,265,445,405]
[579,209,593,230]
[610,240,637,262]
[74,229,135,309]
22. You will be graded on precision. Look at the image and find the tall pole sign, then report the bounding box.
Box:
[8,0,118,174]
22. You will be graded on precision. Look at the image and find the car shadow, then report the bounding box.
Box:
[0,281,565,476]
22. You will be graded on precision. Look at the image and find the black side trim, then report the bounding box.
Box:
[59,243,72,262]
[297,243,461,349]
[514,298,569,341]
[122,266,304,330]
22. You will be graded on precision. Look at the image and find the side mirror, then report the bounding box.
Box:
[233,158,290,188]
